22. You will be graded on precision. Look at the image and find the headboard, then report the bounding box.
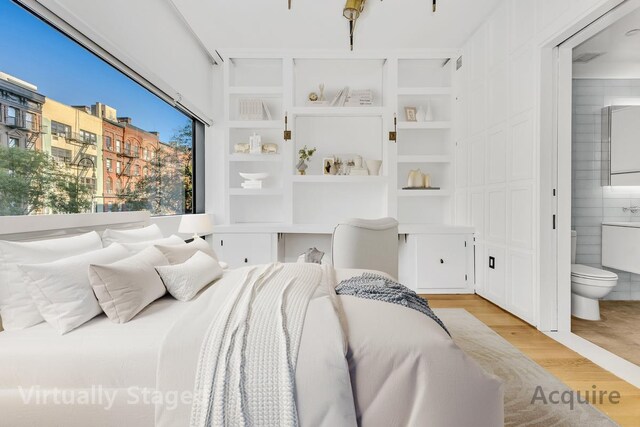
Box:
[0,211,150,242]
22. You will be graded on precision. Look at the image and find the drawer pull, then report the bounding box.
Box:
[244,258,248,264]
[440,259,444,264]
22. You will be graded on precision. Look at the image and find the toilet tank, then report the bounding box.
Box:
[571,230,577,264]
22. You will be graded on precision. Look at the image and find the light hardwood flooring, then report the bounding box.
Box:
[573,301,640,367]
[423,294,640,427]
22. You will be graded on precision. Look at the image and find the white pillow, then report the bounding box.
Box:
[89,247,169,324]
[18,243,130,334]
[155,251,223,302]
[155,237,218,264]
[0,231,103,330]
[121,235,184,253]
[101,224,163,247]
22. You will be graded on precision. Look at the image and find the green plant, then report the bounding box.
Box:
[298,146,316,162]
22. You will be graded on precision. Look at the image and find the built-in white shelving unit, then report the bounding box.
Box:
[221,52,458,227]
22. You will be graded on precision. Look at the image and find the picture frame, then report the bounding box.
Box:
[404,107,417,122]
[322,157,335,175]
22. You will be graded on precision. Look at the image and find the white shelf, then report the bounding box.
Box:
[398,189,451,197]
[397,155,452,164]
[229,188,283,196]
[227,120,281,129]
[397,87,452,96]
[229,154,282,162]
[397,121,451,129]
[290,107,386,117]
[292,175,387,183]
[228,86,283,94]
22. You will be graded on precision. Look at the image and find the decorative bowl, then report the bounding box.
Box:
[239,172,269,181]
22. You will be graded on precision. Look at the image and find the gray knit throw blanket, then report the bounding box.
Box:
[336,273,450,336]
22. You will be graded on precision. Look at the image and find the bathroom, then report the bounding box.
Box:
[570,7,640,367]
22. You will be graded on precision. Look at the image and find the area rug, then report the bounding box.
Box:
[434,308,618,427]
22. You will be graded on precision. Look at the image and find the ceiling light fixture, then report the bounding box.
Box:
[625,28,640,37]
[340,0,437,51]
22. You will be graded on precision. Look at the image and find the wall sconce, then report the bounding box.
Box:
[284,112,292,141]
[343,0,365,51]
[389,114,397,142]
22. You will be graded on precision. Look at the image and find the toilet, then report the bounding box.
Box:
[571,230,618,321]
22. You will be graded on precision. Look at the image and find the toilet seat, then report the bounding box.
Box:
[571,264,617,286]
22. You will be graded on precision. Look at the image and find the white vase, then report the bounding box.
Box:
[416,106,426,122]
[366,159,382,176]
[425,101,434,121]
[407,169,424,188]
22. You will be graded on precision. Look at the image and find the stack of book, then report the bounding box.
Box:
[344,89,373,106]
[241,180,263,189]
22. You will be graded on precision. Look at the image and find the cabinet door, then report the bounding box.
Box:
[416,234,469,291]
[213,233,275,269]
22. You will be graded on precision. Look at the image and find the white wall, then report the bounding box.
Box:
[457,0,623,327]
[34,0,215,118]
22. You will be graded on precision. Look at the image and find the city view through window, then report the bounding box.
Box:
[0,1,194,216]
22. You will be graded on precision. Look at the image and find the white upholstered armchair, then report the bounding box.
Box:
[331,218,399,279]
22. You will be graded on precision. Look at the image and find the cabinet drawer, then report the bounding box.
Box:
[416,234,469,290]
[212,233,275,268]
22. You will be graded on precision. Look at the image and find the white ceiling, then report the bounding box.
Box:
[574,7,640,78]
[172,0,502,54]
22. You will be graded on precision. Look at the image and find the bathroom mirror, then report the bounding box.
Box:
[602,105,640,186]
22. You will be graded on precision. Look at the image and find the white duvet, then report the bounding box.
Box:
[0,266,503,427]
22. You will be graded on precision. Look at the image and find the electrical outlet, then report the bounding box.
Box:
[489,256,495,270]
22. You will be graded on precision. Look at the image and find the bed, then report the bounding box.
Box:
[0,215,503,426]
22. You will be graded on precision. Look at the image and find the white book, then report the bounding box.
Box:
[330,89,344,107]
[262,101,272,120]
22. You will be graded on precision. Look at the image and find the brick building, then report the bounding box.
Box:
[0,72,44,151]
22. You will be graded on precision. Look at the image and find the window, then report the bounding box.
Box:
[51,147,72,163]
[6,107,16,126]
[8,137,19,148]
[51,121,71,137]
[0,1,198,217]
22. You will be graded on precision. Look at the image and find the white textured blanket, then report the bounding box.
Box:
[190,263,330,427]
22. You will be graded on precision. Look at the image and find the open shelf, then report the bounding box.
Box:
[227,120,281,129]
[292,175,387,183]
[397,121,451,130]
[398,189,451,197]
[228,86,283,95]
[397,155,452,164]
[229,154,282,162]
[229,188,283,196]
[290,107,386,117]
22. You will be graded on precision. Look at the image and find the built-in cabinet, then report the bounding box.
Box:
[215,51,473,293]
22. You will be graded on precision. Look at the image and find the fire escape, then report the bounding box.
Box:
[0,105,45,150]
[117,142,137,189]
[66,131,96,181]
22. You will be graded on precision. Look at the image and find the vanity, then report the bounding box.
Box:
[602,222,640,275]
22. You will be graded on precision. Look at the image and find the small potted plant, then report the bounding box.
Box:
[297,145,316,175]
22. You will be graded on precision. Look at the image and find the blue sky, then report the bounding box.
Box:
[0,0,189,143]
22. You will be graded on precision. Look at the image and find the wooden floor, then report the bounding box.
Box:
[423,294,640,427]
[573,301,640,367]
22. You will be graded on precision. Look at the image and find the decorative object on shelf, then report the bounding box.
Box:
[404,106,417,122]
[319,83,325,101]
[308,92,319,102]
[249,133,262,154]
[330,86,349,106]
[407,169,425,188]
[389,113,397,142]
[349,155,369,176]
[239,172,269,189]
[425,100,434,121]
[239,98,272,121]
[344,89,373,106]
[283,112,291,141]
[323,157,336,175]
[416,106,426,122]
[178,215,214,240]
[334,157,344,175]
[234,143,250,154]
[262,143,278,154]
[297,145,316,175]
[366,159,382,176]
